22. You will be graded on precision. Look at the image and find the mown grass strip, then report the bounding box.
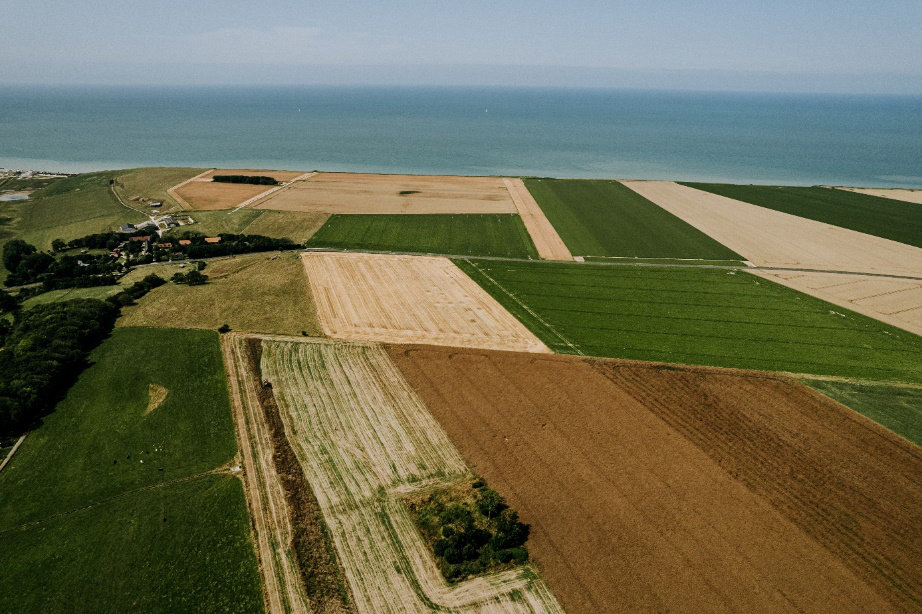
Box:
[683,183,922,249]
[454,259,922,383]
[307,213,540,259]
[523,178,742,260]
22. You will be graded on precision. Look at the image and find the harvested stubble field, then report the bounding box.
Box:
[685,182,922,248]
[119,252,322,336]
[388,345,922,613]
[256,172,517,214]
[503,178,573,261]
[257,338,562,613]
[750,269,922,337]
[454,259,922,383]
[303,252,549,352]
[623,181,922,277]
[523,178,741,261]
[172,169,306,210]
[185,209,329,242]
[306,213,539,259]
[836,186,922,205]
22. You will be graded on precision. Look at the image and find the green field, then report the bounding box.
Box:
[0,327,263,611]
[683,183,922,248]
[523,178,742,260]
[455,259,922,383]
[805,380,922,447]
[307,213,539,258]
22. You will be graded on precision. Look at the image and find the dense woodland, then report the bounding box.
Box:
[3,239,121,288]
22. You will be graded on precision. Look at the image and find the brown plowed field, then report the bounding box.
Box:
[171,169,306,210]
[255,172,517,214]
[387,345,922,613]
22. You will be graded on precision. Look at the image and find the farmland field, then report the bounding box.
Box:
[805,379,922,447]
[524,178,742,260]
[172,169,307,210]
[0,328,262,611]
[258,338,562,613]
[182,209,329,242]
[685,182,922,248]
[306,213,539,258]
[388,345,922,612]
[454,259,922,382]
[303,252,549,352]
[119,252,322,336]
[837,186,922,205]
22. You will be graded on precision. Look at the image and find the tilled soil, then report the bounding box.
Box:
[387,344,921,613]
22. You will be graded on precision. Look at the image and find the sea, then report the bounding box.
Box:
[1,85,920,187]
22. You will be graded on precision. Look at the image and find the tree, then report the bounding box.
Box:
[476,488,506,519]
[0,290,18,313]
[51,239,67,252]
[3,239,36,272]
[184,270,208,285]
[218,324,231,333]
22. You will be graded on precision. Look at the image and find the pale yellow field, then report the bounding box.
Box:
[171,169,308,210]
[622,181,922,277]
[301,252,550,352]
[503,178,573,261]
[256,172,517,214]
[836,187,922,205]
[749,270,922,337]
[259,338,562,613]
[119,253,321,335]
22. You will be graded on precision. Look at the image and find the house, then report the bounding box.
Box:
[119,223,137,233]
[129,235,150,242]
[204,237,222,244]
[148,201,163,208]
[178,239,192,246]
[156,242,173,249]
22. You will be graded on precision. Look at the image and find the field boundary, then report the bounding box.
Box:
[0,434,27,473]
[504,178,574,261]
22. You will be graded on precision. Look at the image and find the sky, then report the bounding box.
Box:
[2,0,921,93]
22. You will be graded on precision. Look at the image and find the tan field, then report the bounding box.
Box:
[257,338,562,613]
[389,345,921,612]
[836,186,922,205]
[302,252,550,352]
[750,270,922,336]
[170,169,308,210]
[119,253,322,335]
[621,180,922,277]
[503,178,574,261]
[255,172,518,214]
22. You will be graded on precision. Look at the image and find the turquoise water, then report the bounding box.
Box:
[1,86,920,187]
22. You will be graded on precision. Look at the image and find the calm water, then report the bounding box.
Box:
[1,85,920,187]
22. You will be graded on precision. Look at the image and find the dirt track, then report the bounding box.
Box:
[301,252,550,352]
[836,186,922,205]
[256,172,517,214]
[388,345,921,613]
[621,181,922,277]
[503,178,573,261]
[750,269,922,337]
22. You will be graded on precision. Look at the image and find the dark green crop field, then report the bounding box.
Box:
[523,178,742,260]
[0,327,263,612]
[805,380,922,447]
[307,213,539,258]
[683,183,922,248]
[455,259,922,383]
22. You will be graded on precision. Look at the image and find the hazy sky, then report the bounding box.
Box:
[2,0,921,93]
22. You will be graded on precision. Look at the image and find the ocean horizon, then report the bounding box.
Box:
[1,85,920,187]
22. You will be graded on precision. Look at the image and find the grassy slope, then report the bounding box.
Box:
[21,285,121,309]
[805,380,922,447]
[119,252,321,336]
[454,259,922,383]
[524,178,742,260]
[307,214,540,259]
[113,167,205,213]
[683,183,922,248]
[185,209,328,243]
[0,328,262,611]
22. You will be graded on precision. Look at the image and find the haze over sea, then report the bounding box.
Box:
[1,85,920,187]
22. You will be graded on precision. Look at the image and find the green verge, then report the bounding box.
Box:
[523,178,742,260]
[804,380,922,447]
[307,214,539,259]
[0,327,262,611]
[453,259,922,384]
[682,183,922,249]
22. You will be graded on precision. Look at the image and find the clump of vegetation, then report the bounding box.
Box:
[218,324,231,333]
[171,270,208,285]
[3,238,121,289]
[105,274,166,307]
[212,175,279,186]
[406,480,531,582]
[161,231,295,259]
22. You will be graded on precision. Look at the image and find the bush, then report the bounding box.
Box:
[218,324,231,333]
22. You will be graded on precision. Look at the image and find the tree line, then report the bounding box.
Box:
[212,175,278,186]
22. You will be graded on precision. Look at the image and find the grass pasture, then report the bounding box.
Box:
[119,252,321,335]
[306,213,539,258]
[454,259,922,383]
[185,209,328,242]
[524,178,742,260]
[0,327,262,611]
[113,167,205,212]
[684,182,922,248]
[805,380,922,447]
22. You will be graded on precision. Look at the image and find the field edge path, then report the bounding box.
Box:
[504,178,574,261]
